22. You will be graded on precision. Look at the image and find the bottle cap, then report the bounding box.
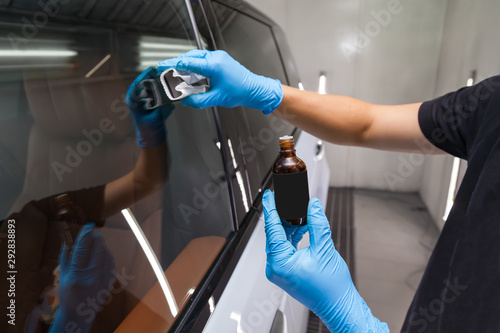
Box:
[55,193,71,206]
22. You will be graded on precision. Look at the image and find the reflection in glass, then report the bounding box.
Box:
[228,139,250,212]
[211,2,295,224]
[137,36,197,69]
[0,1,232,332]
[121,208,178,317]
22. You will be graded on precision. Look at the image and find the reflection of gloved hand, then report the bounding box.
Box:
[157,50,283,114]
[50,224,115,333]
[263,190,389,332]
[126,67,174,147]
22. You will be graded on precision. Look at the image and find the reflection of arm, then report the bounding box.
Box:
[275,85,442,153]
[100,66,173,220]
[101,142,168,219]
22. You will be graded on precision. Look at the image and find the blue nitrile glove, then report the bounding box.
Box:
[50,223,115,333]
[157,50,283,114]
[283,224,308,249]
[263,190,389,332]
[125,67,174,147]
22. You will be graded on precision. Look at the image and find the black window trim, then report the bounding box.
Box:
[212,0,292,87]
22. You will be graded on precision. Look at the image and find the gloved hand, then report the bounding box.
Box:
[157,50,283,114]
[263,190,389,332]
[126,67,174,147]
[283,224,308,249]
[50,223,115,333]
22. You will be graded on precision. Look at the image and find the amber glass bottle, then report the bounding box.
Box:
[272,135,310,226]
[55,193,87,252]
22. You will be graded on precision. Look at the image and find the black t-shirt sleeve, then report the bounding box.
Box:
[418,76,500,159]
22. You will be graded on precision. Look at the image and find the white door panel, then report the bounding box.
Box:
[203,215,283,333]
[295,131,330,207]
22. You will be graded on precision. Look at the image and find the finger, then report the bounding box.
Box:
[306,199,334,253]
[126,67,157,105]
[182,90,219,109]
[137,66,157,81]
[157,58,181,71]
[177,49,210,59]
[157,49,209,67]
[262,190,294,256]
[174,55,214,78]
[70,223,95,270]
[158,50,212,74]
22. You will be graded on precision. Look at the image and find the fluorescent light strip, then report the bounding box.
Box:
[140,42,195,51]
[0,50,77,57]
[140,51,186,58]
[318,74,327,94]
[121,208,179,317]
[443,157,460,221]
[235,172,249,212]
[140,61,160,67]
[85,54,111,78]
[0,64,75,70]
[228,139,250,212]
[0,37,69,44]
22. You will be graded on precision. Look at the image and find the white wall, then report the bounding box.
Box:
[247,0,500,226]
[246,0,448,191]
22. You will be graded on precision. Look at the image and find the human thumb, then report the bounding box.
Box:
[306,199,333,253]
[182,90,219,109]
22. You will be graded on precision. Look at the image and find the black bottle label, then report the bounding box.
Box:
[272,170,310,219]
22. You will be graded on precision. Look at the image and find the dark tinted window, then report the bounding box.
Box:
[211,2,294,215]
[0,1,232,332]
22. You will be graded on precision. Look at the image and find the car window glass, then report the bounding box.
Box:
[0,1,232,332]
[211,2,295,211]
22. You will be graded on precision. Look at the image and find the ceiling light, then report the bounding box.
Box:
[318,72,327,94]
[139,42,195,51]
[0,50,77,57]
[466,70,476,87]
[140,51,187,58]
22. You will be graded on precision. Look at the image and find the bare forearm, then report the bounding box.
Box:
[274,85,374,146]
[275,85,434,153]
[102,143,167,219]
